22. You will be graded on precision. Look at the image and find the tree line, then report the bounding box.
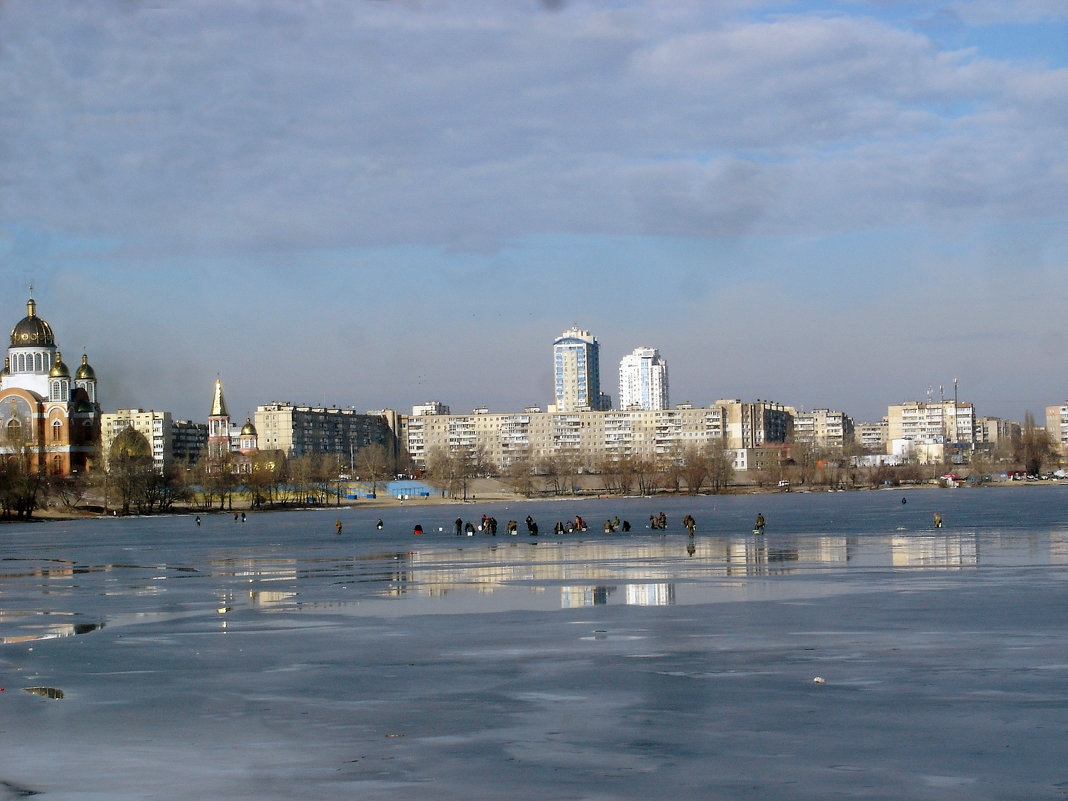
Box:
[0,417,1061,519]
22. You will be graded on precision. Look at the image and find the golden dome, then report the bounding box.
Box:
[76,353,96,380]
[10,298,55,347]
[0,357,8,378]
[241,417,257,436]
[49,352,71,378]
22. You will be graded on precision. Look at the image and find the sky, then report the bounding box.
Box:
[1,0,1065,425]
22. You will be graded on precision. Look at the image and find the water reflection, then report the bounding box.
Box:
[0,611,103,643]
[23,687,64,700]
[891,534,978,568]
[2,521,1064,640]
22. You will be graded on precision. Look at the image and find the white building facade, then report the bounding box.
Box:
[618,347,669,411]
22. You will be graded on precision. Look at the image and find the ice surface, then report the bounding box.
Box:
[2,487,1067,799]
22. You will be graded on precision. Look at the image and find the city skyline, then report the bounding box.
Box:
[2,1,1066,424]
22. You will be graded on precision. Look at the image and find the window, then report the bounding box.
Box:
[52,419,63,441]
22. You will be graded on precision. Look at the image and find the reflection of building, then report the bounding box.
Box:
[619,347,669,411]
[625,583,675,606]
[0,297,101,475]
[561,585,615,608]
[891,535,978,567]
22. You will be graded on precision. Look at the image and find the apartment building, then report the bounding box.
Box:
[172,419,208,464]
[406,401,786,471]
[886,401,976,449]
[857,419,888,450]
[792,408,855,449]
[101,409,173,473]
[618,347,669,411]
[254,402,395,460]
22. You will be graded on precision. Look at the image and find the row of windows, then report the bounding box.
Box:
[12,352,49,373]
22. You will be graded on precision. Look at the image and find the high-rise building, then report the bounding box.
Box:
[552,327,601,412]
[618,347,669,411]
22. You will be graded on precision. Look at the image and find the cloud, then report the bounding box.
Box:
[2,1,1064,258]
[1,1,1066,422]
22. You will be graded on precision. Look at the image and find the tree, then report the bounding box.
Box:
[1016,412,1055,477]
[0,449,47,519]
[424,446,478,501]
[679,446,710,495]
[707,441,734,493]
[108,426,154,515]
[501,449,537,497]
[632,457,659,496]
[354,443,392,497]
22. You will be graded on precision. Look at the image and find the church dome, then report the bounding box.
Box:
[76,353,96,380]
[10,298,56,347]
[241,417,257,436]
[0,357,8,378]
[49,352,71,378]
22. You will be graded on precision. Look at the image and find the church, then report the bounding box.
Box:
[0,296,101,475]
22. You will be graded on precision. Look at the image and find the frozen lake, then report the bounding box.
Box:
[2,486,1067,799]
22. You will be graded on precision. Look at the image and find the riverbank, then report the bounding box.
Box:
[17,474,1064,523]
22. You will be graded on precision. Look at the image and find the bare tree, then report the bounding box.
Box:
[632,457,659,496]
[354,443,392,497]
[1015,411,1055,476]
[0,448,47,520]
[680,446,710,495]
[502,449,537,497]
[108,426,154,515]
[707,441,734,493]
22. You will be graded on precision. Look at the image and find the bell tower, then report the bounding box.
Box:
[207,377,231,459]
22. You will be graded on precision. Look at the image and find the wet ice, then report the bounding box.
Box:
[2,487,1067,799]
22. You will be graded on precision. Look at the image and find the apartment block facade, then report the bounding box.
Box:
[405,400,789,471]
[886,401,976,449]
[792,408,855,449]
[101,409,173,473]
[254,402,395,460]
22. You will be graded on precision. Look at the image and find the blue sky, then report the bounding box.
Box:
[1,0,1066,424]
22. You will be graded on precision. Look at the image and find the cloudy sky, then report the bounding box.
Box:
[1,0,1065,424]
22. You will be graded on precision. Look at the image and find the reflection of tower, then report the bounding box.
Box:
[207,378,231,459]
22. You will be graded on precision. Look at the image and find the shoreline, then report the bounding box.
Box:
[15,477,1063,524]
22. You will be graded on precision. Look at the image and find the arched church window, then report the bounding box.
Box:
[6,419,21,444]
[52,455,62,475]
[52,419,63,441]
[34,353,42,371]
[15,354,24,372]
